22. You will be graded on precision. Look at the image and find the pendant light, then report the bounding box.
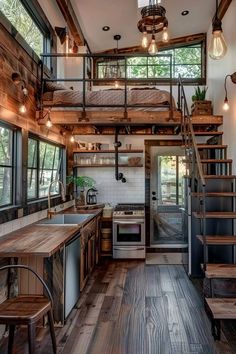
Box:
[208,0,227,60]
[148,34,158,55]
[222,72,236,111]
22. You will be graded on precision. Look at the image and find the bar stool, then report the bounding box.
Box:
[0,264,57,354]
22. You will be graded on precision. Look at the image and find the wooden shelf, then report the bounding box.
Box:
[73,149,143,153]
[73,164,143,168]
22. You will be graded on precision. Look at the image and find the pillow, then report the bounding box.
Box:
[44,81,68,92]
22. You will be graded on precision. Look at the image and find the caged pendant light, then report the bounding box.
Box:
[208,0,227,60]
[137,0,169,55]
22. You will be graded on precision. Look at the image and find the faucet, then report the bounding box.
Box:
[47,179,66,218]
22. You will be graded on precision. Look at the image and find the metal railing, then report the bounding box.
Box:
[178,75,207,271]
[39,52,174,120]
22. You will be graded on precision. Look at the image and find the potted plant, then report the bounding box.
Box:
[191,86,212,115]
[67,175,95,206]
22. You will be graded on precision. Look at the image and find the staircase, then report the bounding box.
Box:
[179,76,236,340]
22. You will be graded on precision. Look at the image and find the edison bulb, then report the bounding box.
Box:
[162,27,169,43]
[115,81,119,89]
[148,36,158,55]
[209,30,227,60]
[19,104,26,114]
[223,98,230,111]
[46,117,52,128]
[141,32,148,48]
[70,135,75,143]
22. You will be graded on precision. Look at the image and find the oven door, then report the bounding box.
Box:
[113,219,145,246]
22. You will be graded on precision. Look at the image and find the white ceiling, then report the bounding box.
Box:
[71,0,217,52]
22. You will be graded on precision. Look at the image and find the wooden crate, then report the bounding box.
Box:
[191,100,212,115]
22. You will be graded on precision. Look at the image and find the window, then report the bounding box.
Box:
[0,125,14,207]
[97,42,205,83]
[0,0,50,57]
[157,155,185,206]
[27,138,62,200]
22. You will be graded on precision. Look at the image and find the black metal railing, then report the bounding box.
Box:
[178,75,207,271]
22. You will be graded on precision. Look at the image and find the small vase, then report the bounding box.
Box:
[76,190,85,206]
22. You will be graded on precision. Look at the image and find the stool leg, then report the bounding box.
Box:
[48,310,57,354]
[28,323,36,354]
[8,325,15,354]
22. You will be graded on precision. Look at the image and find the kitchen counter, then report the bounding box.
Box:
[0,207,103,258]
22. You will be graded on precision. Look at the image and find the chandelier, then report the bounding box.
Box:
[137,0,169,55]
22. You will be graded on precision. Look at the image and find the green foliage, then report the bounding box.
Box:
[67,176,95,190]
[0,0,43,56]
[192,86,208,101]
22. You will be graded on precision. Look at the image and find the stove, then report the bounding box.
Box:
[113,203,145,259]
[113,203,145,218]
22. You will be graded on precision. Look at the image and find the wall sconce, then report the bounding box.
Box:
[12,72,28,114]
[46,109,53,128]
[223,72,236,111]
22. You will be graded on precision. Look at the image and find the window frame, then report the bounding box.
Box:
[27,135,63,202]
[95,39,206,85]
[0,121,16,209]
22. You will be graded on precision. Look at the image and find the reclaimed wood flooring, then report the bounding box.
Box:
[0,260,234,354]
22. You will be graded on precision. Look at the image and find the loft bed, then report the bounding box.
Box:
[38,53,183,125]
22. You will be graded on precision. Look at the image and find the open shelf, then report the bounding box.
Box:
[73,164,143,168]
[73,149,143,154]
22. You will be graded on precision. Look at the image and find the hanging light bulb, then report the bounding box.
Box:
[148,34,158,55]
[141,28,148,48]
[70,135,75,143]
[208,0,227,60]
[162,27,169,43]
[19,104,27,114]
[222,97,230,111]
[46,112,53,128]
[115,81,119,89]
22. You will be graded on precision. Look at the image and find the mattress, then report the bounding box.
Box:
[42,88,175,111]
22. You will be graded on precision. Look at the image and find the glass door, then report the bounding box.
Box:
[150,147,187,245]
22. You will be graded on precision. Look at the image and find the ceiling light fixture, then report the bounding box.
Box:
[138,0,169,55]
[222,72,236,111]
[181,10,189,16]
[46,110,53,128]
[208,0,227,60]
[12,72,28,114]
[102,26,110,31]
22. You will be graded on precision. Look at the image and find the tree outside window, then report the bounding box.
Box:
[0,126,13,207]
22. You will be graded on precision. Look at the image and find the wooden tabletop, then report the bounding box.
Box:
[0,208,102,258]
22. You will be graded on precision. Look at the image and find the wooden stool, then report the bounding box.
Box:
[206,298,236,340]
[0,265,57,354]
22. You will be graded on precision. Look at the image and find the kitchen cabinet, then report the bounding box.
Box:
[73,149,143,168]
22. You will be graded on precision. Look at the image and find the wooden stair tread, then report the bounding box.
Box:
[204,175,236,179]
[197,144,227,149]
[204,264,236,279]
[192,192,236,197]
[197,235,236,245]
[206,298,236,319]
[194,131,223,136]
[193,211,236,219]
[200,159,232,163]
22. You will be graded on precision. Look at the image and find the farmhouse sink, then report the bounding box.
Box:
[37,213,93,225]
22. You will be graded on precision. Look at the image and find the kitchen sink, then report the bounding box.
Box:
[37,213,93,225]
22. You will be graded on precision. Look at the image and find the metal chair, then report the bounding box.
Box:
[0,265,57,354]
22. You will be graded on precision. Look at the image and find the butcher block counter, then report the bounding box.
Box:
[0,207,102,257]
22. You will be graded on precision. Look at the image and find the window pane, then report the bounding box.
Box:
[175,47,201,64]
[39,170,59,198]
[127,65,147,78]
[174,65,201,78]
[27,169,37,199]
[158,156,177,205]
[0,166,12,206]
[127,57,148,65]
[0,127,12,165]
[178,157,186,206]
[28,138,37,168]
[0,0,43,56]
[148,65,170,78]
[43,144,56,169]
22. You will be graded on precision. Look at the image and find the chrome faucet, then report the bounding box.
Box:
[47,179,66,218]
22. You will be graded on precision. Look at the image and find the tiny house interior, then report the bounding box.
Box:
[0,0,236,353]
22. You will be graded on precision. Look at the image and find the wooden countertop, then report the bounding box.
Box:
[0,208,103,258]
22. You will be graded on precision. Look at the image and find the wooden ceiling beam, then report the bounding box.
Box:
[96,33,206,55]
[218,0,232,20]
[55,0,85,46]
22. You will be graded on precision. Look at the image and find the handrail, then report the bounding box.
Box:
[178,75,207,271]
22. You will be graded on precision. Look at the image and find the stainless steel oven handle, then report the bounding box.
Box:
[113,247,145,251]
[113,220,145,225]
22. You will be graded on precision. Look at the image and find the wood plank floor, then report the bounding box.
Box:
[0,260,234,354]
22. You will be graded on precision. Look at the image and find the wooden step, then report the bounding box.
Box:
[193,211,236,219]
[197,235,236,245]
[204,264,236,279]
[206,298,236,319]
[204,175,236,179]
[200,159,232,164]
[197,144,227,149]
[194,131,223,136]
[192,192,236,197]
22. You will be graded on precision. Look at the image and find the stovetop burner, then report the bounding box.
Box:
[114,203,145,211]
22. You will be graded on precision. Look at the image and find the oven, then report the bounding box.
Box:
[113,204,145,259]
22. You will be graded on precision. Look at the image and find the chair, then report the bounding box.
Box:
[0,264,57,354]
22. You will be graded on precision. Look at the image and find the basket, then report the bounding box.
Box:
[101,239,112,252]
[191,100,212,116]
[128,156,142,166]
[101,228,112,239]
